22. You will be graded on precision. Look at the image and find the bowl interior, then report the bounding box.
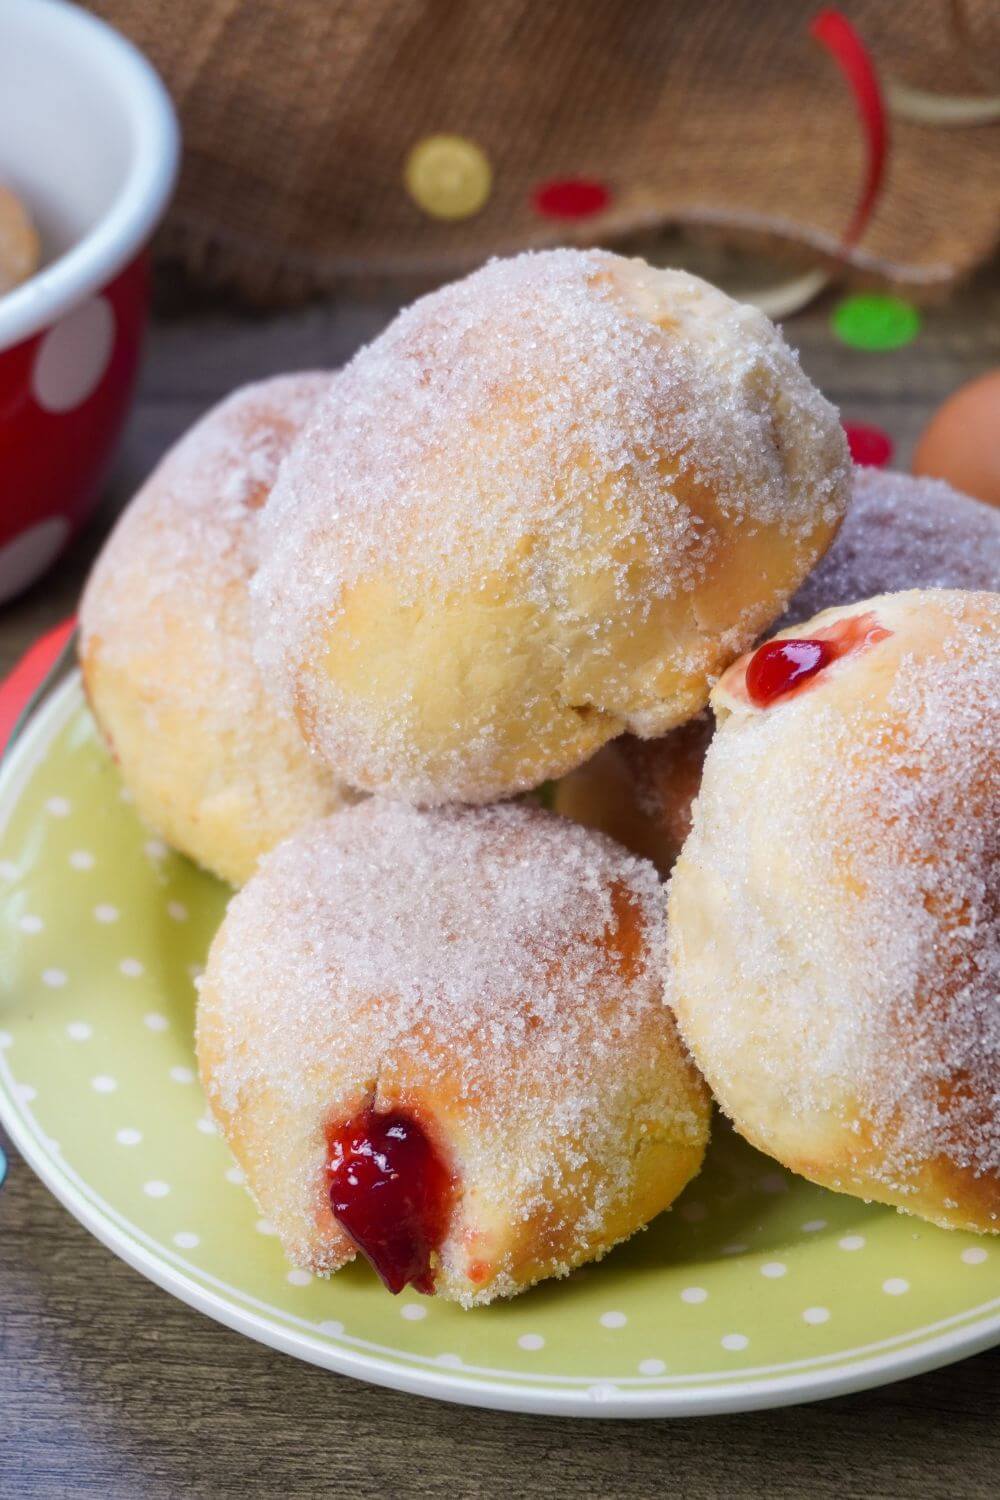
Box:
[0,4,137,265]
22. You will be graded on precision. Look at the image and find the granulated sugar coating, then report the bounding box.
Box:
[669,589,1000,1234]
[252,249,850,805]
[80,375,354,886]
[781,468,1000,627]
[197,800,710,1305]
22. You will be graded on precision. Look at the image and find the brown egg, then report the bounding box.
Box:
[912,370,1000,510]
[0,184,40,295]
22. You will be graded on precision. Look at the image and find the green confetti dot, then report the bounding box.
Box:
[831,294,921,352]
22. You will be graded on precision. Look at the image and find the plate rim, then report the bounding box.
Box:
[1,673,998,1419]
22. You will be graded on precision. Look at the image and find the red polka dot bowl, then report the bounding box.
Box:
[0,0,178,605]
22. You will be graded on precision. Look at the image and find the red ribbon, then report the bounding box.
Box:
[810,9,888,249]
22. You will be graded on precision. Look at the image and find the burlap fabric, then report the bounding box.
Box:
[86,0,1000,304]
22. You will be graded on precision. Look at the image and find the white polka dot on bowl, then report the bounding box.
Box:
[33,296,115,412]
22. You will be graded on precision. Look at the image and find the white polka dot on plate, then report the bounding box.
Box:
[839,1235,866,1251]
[144,1012,168,1031]
[883,1277,909,1296]
[169,1066,195,1085]
[145,840,168,860]
[286,1269,311,1286]
[42,968,67,988]
[400,1304,427,1321]
[803,1306,830,1324]
[680,1286,708,1304]
[143,1180,170,1198]
[318,1320,344,1337]
[760,1262,787,1279]
[69,850,95,871]
[18,914,43,934]
[120,959,144,978]
[66,1021,92,1041]
[600,1311,627,1329]
[45,796,71,817]
[173,1232,199,1250]
[91,1075,117,1093]
[116,1128,141,1146]
[436,1353,462,1368]
[517,1332,544,1350]
[17,1083,37,1103]
[639,1359,666,1376]
[0,860,18,880]
[196,1115,217,1136]
[166,901,188,922]
[33,295,115,412]
[802,1219,827,1233]
[0,1030,13,1048]
[721,1333,749,1351]
[226,1166,245,1185]
[961,1247,988,1265]
[94,904,119,924]
[119,786,134,804]
[256,1219,277,1236]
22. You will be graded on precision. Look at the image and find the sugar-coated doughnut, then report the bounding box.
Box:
[668,589,999,1233]
[252,249,849,805]
[81,376,354,886]
[0,184,39,295]
[197,800,710,1304]
[557,469,1000,874]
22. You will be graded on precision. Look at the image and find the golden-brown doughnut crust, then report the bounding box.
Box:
[554,469,1000,875]
[80,375,354,886]
[668,589,999,1233]
[197,800,710,1305]
[252,250,849,805]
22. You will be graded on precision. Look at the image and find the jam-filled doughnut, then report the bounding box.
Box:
[556,469,1000,874]
[81,375,354,886]
[668,589,999,1233]
[197,800,710,1303]
[252,249,849,805]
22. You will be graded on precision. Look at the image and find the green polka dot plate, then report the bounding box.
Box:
[1,676,997,1416]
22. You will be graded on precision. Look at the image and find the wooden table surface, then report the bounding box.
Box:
[2,260,999,1498]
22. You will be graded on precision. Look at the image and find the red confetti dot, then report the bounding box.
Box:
[844,422,893,467]
[532,178,611,220]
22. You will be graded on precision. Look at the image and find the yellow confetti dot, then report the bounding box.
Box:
[404,135,492,221]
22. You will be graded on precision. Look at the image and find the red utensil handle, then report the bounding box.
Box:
[0,617,77,757]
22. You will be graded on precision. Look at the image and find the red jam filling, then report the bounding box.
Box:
[326,1109,453,1296]
[744,611,892,708]
[745,638,834,705]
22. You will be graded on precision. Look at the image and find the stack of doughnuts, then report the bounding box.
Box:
[81,248,998,1303]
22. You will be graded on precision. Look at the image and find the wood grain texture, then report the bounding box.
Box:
[1,259,998,1497]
